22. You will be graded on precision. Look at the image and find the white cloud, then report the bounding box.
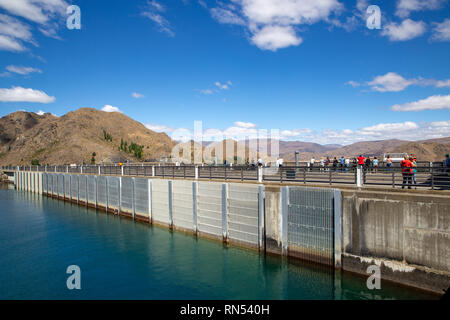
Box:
[101,105,122,113]
[0,86,55,103]
[382,19,426,41]
[200,89,213,95]
[143,119,450,146]
[395,0,447,18]
[210,0,342,51]
[234,121,257,128]
[210,7,246,25]
[349,72,450,92]
[141,0,175,37]
[0,0,67,24]
[36,110,45,115]
[0,0,68,34]
[346,80,361,87]
[391,95,450,112]
[251,25,302,51]
[435,79,450,88]
[145,123,175,133]
[131,92,144,98]
[431,18,450,41]
[0,13,34,52]
[367,72,415,92]
[6,65,42,75]
[215,81,232,90]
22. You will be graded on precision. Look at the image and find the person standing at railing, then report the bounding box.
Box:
[325,157,330,171]
[357,155,365,167]
[345,157,350,172]
[401,156,413,189]
[339,156,345,172]
[310,158,315,171]
[372,157,379,173]
[333,157,338,172]
[365,157,371,173]
[386,155,392,172]
[411,156,417,187]
[445,154,450,174]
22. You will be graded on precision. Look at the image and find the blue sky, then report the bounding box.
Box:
[0,0,449,145]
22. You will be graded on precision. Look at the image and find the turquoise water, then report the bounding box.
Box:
[0,185,436,300]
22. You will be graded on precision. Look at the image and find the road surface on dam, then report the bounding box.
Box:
[0,184,436,300]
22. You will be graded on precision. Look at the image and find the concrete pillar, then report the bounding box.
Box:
[333,189,342,269]
[148,179,152,222]
[258,185,265,250]
[118,177,122,214]
[94,176,98,208]
[222,183,228,242]
[105,177,109,213]
[131,177,136,219]
[168,180,173,227]
[192,181,198,234]
[281,186,289,256]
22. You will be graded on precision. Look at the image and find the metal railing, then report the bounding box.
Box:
[3,163,450,190]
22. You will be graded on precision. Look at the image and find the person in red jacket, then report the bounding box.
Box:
[400,156,412,189]
[357,155,365,166]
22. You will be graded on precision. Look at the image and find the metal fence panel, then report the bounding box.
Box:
[151,179,170,224]
[121,177,133,214]
[64,174,71,198]
[172,180,194,231]
[78,175,87,202]
[134,178,149,218]
[97,176,107,208]
[42,173,47,193]
[57,174,64,197]
[227,184,259,245]
[107,176,120,211]
[87,175,96,206]
[71,175,78,200]
[287,187,335,266]
[197,181,223,237]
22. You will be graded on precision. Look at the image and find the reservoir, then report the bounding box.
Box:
[0,184,436,300]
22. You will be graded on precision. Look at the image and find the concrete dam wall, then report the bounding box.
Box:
[12,170,450,294]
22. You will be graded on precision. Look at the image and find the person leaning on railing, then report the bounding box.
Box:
[400,156,413,189]
[446,154,450,175]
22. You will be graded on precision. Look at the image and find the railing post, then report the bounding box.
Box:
[329,168,332,185]
[152,165,155,177]
[98,165,101,176]
[131,177,135,220]
[195,166,199,180]
[209,166,212,180]
[241,167,243,181]
[258,166,263,183]
[121,165,124,176]
[356,165,362,188]
[80,165,83,174]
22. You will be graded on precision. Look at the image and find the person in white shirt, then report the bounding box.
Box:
[310,158,315,171]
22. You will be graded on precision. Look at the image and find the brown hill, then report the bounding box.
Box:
[0,108,176,165]
[389,138,450,162]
